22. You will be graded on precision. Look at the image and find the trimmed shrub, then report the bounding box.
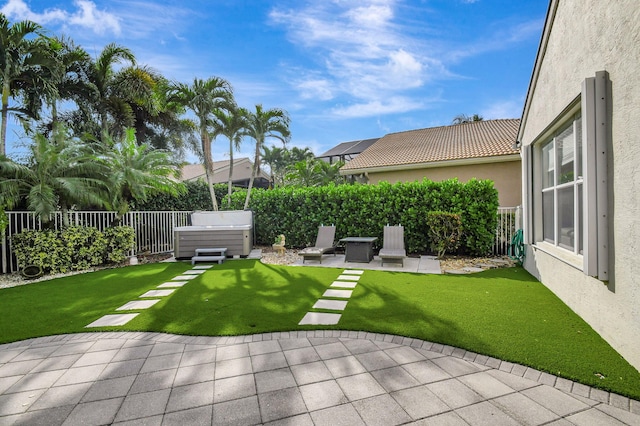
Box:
[221,178,498,256]
[426,211,463,258]
[11,226,136,273]
[103,226,136,263]
[60,226,107,271]
[11,230,63,273]
[135,180,229,211]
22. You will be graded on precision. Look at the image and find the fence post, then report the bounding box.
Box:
[1,229,6,274]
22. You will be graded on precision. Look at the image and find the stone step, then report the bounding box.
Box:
[195,247,227,256]
[191,255,225,265]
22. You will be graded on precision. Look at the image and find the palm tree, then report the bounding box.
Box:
[84,43,137,137]
[211,104,249,207]
[284,158,345,187]
[170,77,233,211]
[96,128,185,221]
[315,159,345,185]
[27,36,90,132]
[284,146,314,164]
[261,145,285,188]
[129,75,193,156]
[0,15,49,156]
[284,158,318,187]
[243,105,290,209]
[0,125,106,225]
[452,113,484,124]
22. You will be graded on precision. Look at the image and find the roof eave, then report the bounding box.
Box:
[517,0,558,145]
[340,154,521,176]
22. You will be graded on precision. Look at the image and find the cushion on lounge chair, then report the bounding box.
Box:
[298,226,336,263]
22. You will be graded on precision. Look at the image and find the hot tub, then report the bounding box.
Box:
[174,210,253,259]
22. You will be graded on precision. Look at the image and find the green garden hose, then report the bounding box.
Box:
[509,228,525,265]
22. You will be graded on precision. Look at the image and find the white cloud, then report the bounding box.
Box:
[331,96,424,118]
[445,18,544,63]
[269,0,434,110]
[69,0,120,35]
[0,0,121,35]
[0,0,66,22]
[296,78,335,101]
[481,99,523,119]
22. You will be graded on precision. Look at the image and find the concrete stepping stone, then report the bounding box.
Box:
[157,281,187,288]
[313,299,348,311]
[331,281,358,289]
[323,289,353,298]
[140,289,175,298]
[342,270,364,275]
[336,275,360,281]
[192,265,213,269]
[298,312,341,325]
[86,314,138,328]
[489,258,510,265]
[417,256,442,274]
[182,270,206,275]
[476,263,497,268]
[462,267,485,273]
[117,300,160,311]
[172,275,197,280]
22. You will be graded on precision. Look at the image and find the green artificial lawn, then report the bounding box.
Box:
[1,259,639,400]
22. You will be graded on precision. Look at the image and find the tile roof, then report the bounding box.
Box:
[341,119,520,172]
[180,158,269,182]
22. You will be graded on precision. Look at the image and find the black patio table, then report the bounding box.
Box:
[339,237,378,263]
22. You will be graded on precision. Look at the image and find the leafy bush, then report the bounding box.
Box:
[12,230,63,273]
[11,226,136,273]
[426,211,463,258]
[60,226,107,270]
[103,226,136,263]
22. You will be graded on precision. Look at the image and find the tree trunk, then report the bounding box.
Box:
[61,204,70,228]
[1,79,10,157]
[227,139,233,208]
[202,130,218,211]
[243,145,260,210]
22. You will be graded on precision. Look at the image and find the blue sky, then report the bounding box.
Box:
[1,0,547,162]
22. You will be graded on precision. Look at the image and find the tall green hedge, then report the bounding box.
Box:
[135,181,231,211]
[221,179,498,256]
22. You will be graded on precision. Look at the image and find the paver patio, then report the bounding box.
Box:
[1,332,638,425]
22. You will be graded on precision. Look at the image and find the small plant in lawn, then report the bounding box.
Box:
[426,211,463,258]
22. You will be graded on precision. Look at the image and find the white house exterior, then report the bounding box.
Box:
[518,0,640,370]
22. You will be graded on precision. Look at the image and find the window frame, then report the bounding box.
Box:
[539,115,583,255]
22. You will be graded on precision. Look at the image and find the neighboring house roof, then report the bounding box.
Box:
[317,138,379,163]
[180,158,270,184]
[341,119,520,174]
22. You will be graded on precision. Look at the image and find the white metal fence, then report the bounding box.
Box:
[494,206,522,256]
[1,211,190,274]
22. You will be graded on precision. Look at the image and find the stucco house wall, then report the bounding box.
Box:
[519,0,640,370]
[366,159,521,207]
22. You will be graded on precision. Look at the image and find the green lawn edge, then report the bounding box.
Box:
[0,259,638,400]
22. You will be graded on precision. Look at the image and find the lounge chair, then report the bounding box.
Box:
[379,225,407,267]
[298,225,336,264]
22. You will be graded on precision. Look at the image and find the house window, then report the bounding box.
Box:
[526,71,609,281]
[540,116,583,254]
